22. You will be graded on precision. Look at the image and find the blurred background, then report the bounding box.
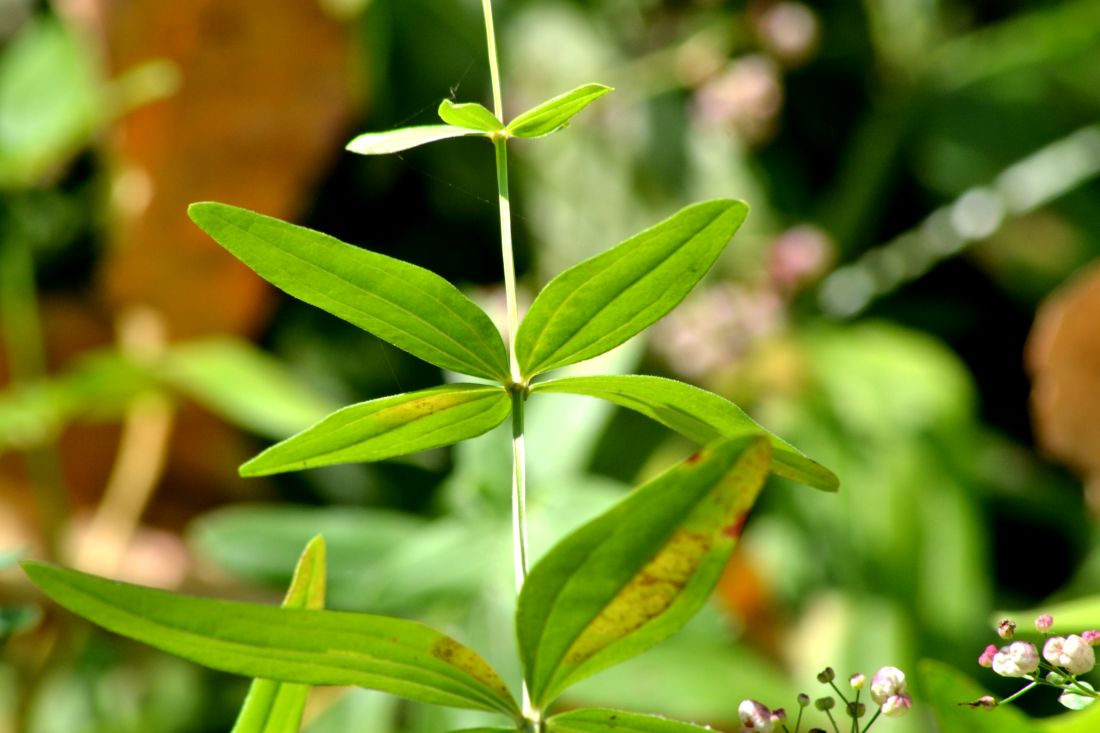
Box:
[1,0,1100,731]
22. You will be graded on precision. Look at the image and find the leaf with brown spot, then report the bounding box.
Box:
[22,560,520,718]
[516,435,772,708]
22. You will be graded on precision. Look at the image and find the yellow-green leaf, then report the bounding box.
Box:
[438,100,502,133]
[240,384,511,477]
[346,125,487,155]
[506,83,612,139]
[516,436,772,707]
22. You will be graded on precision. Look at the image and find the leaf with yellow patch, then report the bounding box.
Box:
[21,561,520,718]
[516,436,772,708]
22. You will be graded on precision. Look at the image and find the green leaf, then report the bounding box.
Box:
[438,100,502,133]
[231,536,327,733]
[531,375,838,492]
[1040,693,1100,733]
[0,17,100,187]
[547,709,714,733]
[346,125,488,155]
[21,561,520,719]
[241,384,511,476]
[505,84,612,139]
[1060,682,1096,711]
[919,659,1042,733]
[445,729,518,733]
[516,436,772,707]
[161,338,337,439]
[515,200,748,378]
[188,203,509,381]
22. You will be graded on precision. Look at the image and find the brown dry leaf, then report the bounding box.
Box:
[86,0,356,339]
[1027,260,1100,505]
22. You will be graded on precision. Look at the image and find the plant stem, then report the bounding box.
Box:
[483,0,535,724]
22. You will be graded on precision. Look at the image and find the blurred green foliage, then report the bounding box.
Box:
[2,0,1100,731]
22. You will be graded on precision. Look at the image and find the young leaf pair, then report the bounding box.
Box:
[185,201,836,493]
[345,83,612,155]
[23,432,772,731]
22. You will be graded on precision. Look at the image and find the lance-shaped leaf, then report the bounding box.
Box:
[515,200,748,378]
[231,536,326,733]
[188,203,509,382]
[547,709,716,733]
[516,436,772,708]
[531,375,838,492]
[241,384,511,477]
[438,100,502,133]
[506,83,612,139]
[21,562,521,719]
[346,125,487,155]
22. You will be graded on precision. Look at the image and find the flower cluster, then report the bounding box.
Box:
[973,613,1100,711]
[737,665,910,733]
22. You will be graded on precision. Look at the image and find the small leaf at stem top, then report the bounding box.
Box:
[506,83,612,139]
[21,561,521,719]
[240,384,512,476]
[547,708,717,732]
[346,125,488,155]
[230,536,326,733]
[188,203,510,382]
[516,436,772,708]
[438,100,503,132]
[515,199,748,378]
[531,375,838,492]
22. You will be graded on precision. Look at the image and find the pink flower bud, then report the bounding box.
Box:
[975,695,997,709]
[978,644,997,668]
[1044,635,1096,675]
[870,667,906,704]
[992,642,1040,677]
[738,700,774,732]
[1035,614,1054,632]
[882,694,912,717]
[849,673,866,690]
[1082,630,1100,646]
[998,619,1017,639]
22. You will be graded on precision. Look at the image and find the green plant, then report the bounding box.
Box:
[20,2,838,731]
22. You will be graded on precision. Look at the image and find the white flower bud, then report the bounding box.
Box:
[1044,635,1096,675]
[870,666,906,704]
[738,699,774,732]
[992,642,1040,677]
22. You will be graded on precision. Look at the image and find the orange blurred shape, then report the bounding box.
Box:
[716,547,783,659]
[79,0,356,339]
[1028,260,1100,509]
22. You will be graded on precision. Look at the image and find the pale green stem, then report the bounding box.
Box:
[483,0,535,724]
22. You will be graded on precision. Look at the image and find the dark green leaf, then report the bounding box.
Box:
[188,203,510,381]
[346,125,487,155]
[516,436,772,707]
[438,100,502,132]
[919,659,1041,733]
[0,605,40,640]
[506,84,612,139]
[231,536,326,733]
[240,384,511,476]
[531,375,838,492]
[515,200,748,377]
[22,562,520,718]
[161,338,337,439]
[547,709,715,732]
